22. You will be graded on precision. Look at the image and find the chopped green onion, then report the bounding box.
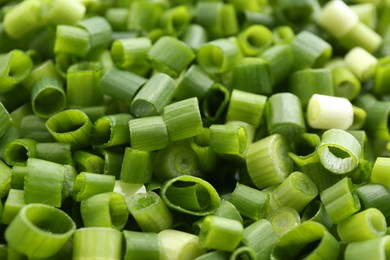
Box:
[210,124,248,160]
[73,171,115,202]
[357,184,390,218]
[54,25,90,57]
[123,231,160,260]
[1,189,25,225]
[129,116,169,151]
[181,24,208,51]
[331,65,361,101]
[344,47,378,82]
[268,207,300,236]
[160,5,191,36]
[120,148,153,184]
[35,142,72,165]
[344,236,390,260]
[237,25,273,56]
[261,44,293,86]
[74,150,105,174]
[77,16,112,55]
[3,139,37,166]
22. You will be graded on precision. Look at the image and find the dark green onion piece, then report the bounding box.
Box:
[73,171,115,202]
[80,192,129,230]
[201,83,230,125]
[374,56,390,95]
[5,204,76,259]
[153,143,201,183]
[111,37,151,72]
[120,148,153,184]
[66,62,104,107]
[73,227,122,260]
[271,221,340,259]
[246,134,293,189]
[190,128,217,173]
[317,129,361,174]
[288,132,321,167]
[320,177,361,224]
[92,113,132,149]
[160,5,191,36]
[128,191,173,232]
[237,25,273,56]
[77,16,112,55]
[198,215,243,252]
[99,68,147,102]
[161,175,221,216]
[197,38,242,74]
[229,183,269,220]
[31,76,66,119]
[1,189,25,225]
[0,102,12,139]
[19,115,53,143]
[0,160,11,198]
[265,92,306,142]
[4,139,37,166]
[46,109,93,148]
[181,24,208,50]
[288,68,334,107]
[74,150,104,174]
[357,184,390,218]
[35,142,72,165]
[163,97,204,141]
[123,231,160,260]
[147,36,195,78]
[331,65,361,101]
[291,31,332,70]
[301,200,333,230]
[131,73,175,117]
[54,25,90,57]
[0,49,33,94]
[261,44,293,86]
[174,65,215,101]
[128,1,165,32]
[129,116,169,151]
[232,57,273,95]
[105,8,129,32]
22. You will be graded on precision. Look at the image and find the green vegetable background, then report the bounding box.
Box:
[0,0,389,259]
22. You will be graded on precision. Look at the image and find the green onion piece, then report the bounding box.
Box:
[36,142,72,165]
[42,0,85,25]
[111,37,151,71]
[129,116,168,151]
[190,128,217,173]
[19,115,54,142]
[229,183,269,220]
[307,94,354,130]
[2,0,42,39]
[272,171,318,212]
[237,25,273,56]
[0,102,12,139]
[3,139,37,166]
[317,129,361,174]
[272,26,295,44]
[5,204,75,259]
[373,56,390,95]
[289,68,334,107]
[46,109,94,148]
[261,44,293,86]
[265,92,306,142]
[120,147,153,184]
[54,25,90,57]
[320,177,361,224]
[174,65,215,101]
[331,65,361,100]
[337,208,386,243]
[92,113,132,149]
[271,221,340,259]
[210,124,248,160]
[195,250,227,260]
[345,47,378,82]
[288,133,320,167]
[147,36,195,78]
[123,231,160,260]
[99,68,147,102]
[195,2,239,39]
[243,10,275,28]
[1,189,25,225]
[199,215,243,252]
[371,157,390,188]
[338,21,382,54]
[181,24,208,51]
[357,184,390,217]
[163,97,204,141]
[0,160,11,198]
[105,8,128,31]
[231,57,273,95]
[101,150,124,178]
[80,192,129,230]
[161,175,221,216]
[0,127,20,160]
[9,104,31,131]
[301,200,333,230]
[226,89,267,129]
[66,62,103,107]
[113,181,146,208]
[201,83,230,125]
[364,100,390,140]
[291,31,332,70]
[73,172,115,201]
[78,101,119,123]
[158,229,205,260]
[246,134,293,189]
[62,164,77,199]
[213,200,243,224]
[154,143,201,182]
[0,49,33,94]
[316,0,359,39]
[197,38,241,74]
[242,219,278,260]
[131,73,175,117]
[10,164,27,190]
[24,158,65,207]
[344,236,390,260]
[128,1,165,32]
[268,207,300,237]
[77,16,112,55]
[160,5,190,36]
[31,76,66,119]
[128,191,173,232]
[74,150,104,174]
[73,227,122,260]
